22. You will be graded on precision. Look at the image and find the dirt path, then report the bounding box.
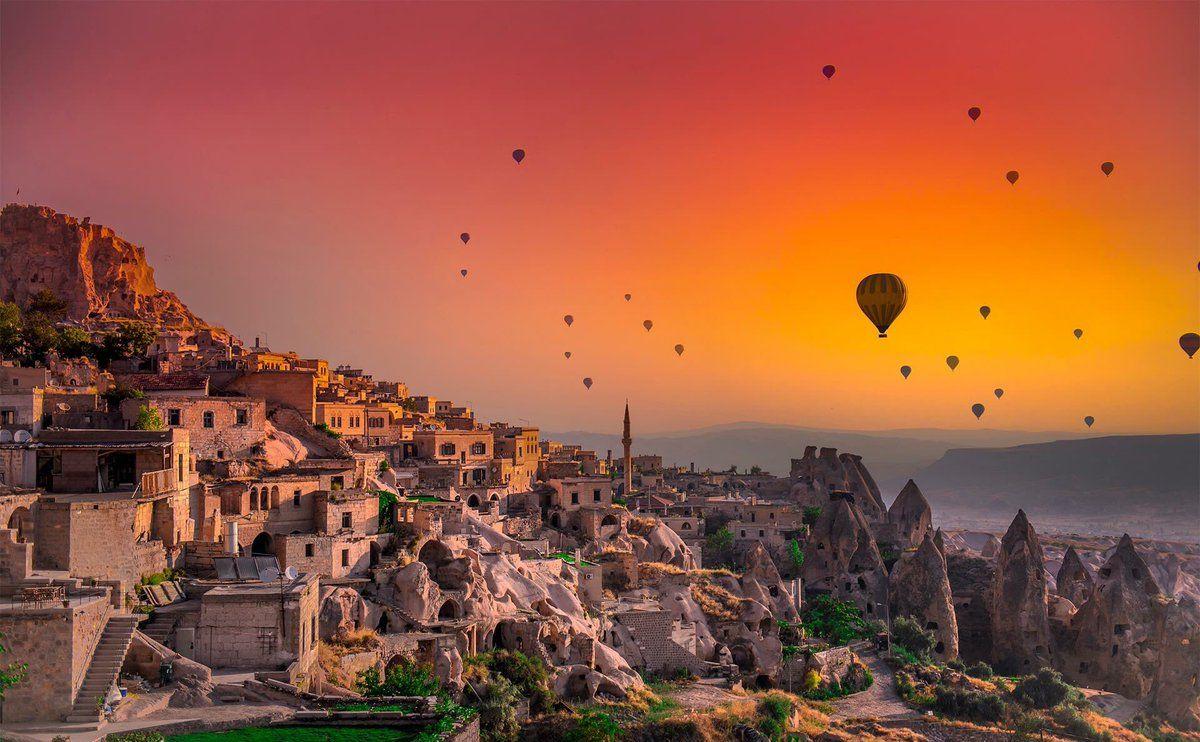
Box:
[828,653,918,721]
[666,681,743,710]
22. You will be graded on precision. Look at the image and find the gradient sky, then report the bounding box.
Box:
[3,1,1197,435]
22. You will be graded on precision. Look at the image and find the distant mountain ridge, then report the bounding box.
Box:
[914,434,1200,519]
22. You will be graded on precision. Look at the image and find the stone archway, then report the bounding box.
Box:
[601,513,619,527]
[417,539,460,589]
[438,599,462,621]
[250,531,274,556]
[467,494,480,508]
[6,507,30,543]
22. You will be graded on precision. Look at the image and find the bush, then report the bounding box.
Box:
[475,675,522,742]
[1013,667,1071,710]
[932,686,1006,722]
[465,650,555,716]
[890,616,936,661]
[564,709,620,742]
[134,405,164,431]
[801,595,873,646]
[891,644,922,667]
[966,661,994,679]
[1052,706,1112,741]
[356,657,442,697]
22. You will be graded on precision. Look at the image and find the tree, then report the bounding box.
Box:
[890,615,936,660]
[1013,667,1071,709]
[801,595,873,646]
[96,322,156,368]
[788,539,805,571]
[706,527,733,553]
[133,405,165,431]
[24,289,68,320]
[0,634,27,699]
[0,303,24,359]
[56,327,96,360]
[802,506,822,526]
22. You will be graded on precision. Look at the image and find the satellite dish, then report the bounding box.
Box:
[0,430,11,443]
[284,566,298,580]
[260,567,280,583]
[12,430,31,443]
[56,403,71,412]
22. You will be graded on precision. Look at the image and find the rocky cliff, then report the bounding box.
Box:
[0,204,219,331]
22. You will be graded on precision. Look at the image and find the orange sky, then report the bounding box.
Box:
[2,1,1197,435]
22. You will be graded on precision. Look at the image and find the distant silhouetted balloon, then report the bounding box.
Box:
[856,273,907,337]
[460,233,470,244]
[1073,328,1083,339]
[564,351,572,359]
[1180,332,1200,359]
[582,377,592,390]
[900,365,911,379]
[971,403,985,419]
[643,320,653,332]
[460,269,468,277]
[624,294,632,301]
[979,305,991,319]
[968,106,981,121]
[674,344,684,356]
[1006,171,1020,185]
[822,65,836,79]
[512,149,525,164]
[946,356,960,371]
[1084,416,1095,427]
[1101,161,1114,176]
[994,388,1004,399]
[563,315,574,327]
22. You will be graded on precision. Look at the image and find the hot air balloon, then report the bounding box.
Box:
[1084,416,1095,427]
[900,365,911,379]
[643,320,653,332]
[1073,328,1083,339]
[460,269,468,277]
[512,149,525,164]
[1006,170,1020,185]
[994,388,1004,399]
[822,65,836,79]
[564,351,572,359]
[674,344,685,356]
[1101,162,1114,176]
[968,106,981,121]
[971,403,985,419]
[1180,332,1200,359]
[980,306,991,319]
[564,315,574,327]
[855,273,907,338]
[460,233,470,244]
[624,294,632,301]
[582,377,592,390]
[946,356,960,371]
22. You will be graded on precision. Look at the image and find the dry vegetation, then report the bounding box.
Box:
[689,574,744,621]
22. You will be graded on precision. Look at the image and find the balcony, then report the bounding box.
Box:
[139,468,178,497]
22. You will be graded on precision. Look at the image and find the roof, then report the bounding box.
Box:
[114,372,209,392]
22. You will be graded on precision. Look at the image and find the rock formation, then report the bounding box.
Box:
[0,204,227,335]
[788,447,887,523]
[890,534,959,660]
[946,553,995,664]
[990,510,1052,673]
[1055,545,1093,607]
[1063,535,1165,699]
[801,494,888,620]
[1152,596,1200,730]
[887,479,932,548]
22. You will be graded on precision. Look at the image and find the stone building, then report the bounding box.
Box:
[120,394,267,461]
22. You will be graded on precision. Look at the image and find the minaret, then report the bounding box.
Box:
[622,402,633,496]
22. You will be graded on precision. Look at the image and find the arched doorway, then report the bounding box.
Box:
[250,531,274,556]
[417,540,457,589]
[467,494,480,508]
[6,507,30,543]
[438,599,461,621]
[377,612,391,633]
[601,514,619,527]
[370,541,381,567]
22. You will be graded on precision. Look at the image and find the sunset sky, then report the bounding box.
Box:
[2,1,1197,435]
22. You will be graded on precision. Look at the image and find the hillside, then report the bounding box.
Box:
[545,423,1083,494]
[0,203,227,334]
[915,434,1200,523]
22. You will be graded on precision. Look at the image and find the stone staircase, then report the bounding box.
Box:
[142,613,177,646]
[66,614,139,727]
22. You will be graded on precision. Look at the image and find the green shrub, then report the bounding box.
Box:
[966,660,994,679]
[356,658,442,697]
[758,694,793,724]
[801,595,873,646]
[564,709,620,742]
[1013,667,1071,710]
[1053,706,1112,741]
[465,650,555,716]
[890,616,935,661]
[891,644,922,667]
[932,686,1006,722]
[475,675,522,742]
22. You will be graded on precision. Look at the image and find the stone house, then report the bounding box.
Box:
[119,394,267,461]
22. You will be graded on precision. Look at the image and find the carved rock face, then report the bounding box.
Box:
[991,510,1052,673]
[887,480,933,549]
[891,535,959,661]
[1056,546,1094,607]
[1153,596,1200,731]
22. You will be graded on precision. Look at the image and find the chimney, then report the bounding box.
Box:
[226,521,239,554]
[254,337,261,349]
[690,462,695,473]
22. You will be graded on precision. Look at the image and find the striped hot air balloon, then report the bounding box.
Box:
[856,273,908,338]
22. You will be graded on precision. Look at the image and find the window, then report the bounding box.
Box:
[471,442,486,455]
[305,543,314,557]
[0,411,14,425]
[342,512,352,529]
[759,529,764,537]
[236,408,248,426]
[167,409,181,426]
[440,443,456,456]
[330,476,344,491]
[341,549,350,567]
[570,492,579,505]
[202,411,215,428]
[178,454,184,480]
[293,489,301,507]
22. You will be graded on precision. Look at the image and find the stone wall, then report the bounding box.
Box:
[277,533,381,579]
[315,491,379,535]
[0,594,111,723]
[225,371,317,422]
[0,528,32,585]
[33,498,167,584]
[120,395,267,461]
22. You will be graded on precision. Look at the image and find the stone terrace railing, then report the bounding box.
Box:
[139,468,178,497]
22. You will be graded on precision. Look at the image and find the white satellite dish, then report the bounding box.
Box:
[56,403,71,412]
[12,430,31,443]
[260,567,280,583]
[0,430,11,443]
[284,566,298,580]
